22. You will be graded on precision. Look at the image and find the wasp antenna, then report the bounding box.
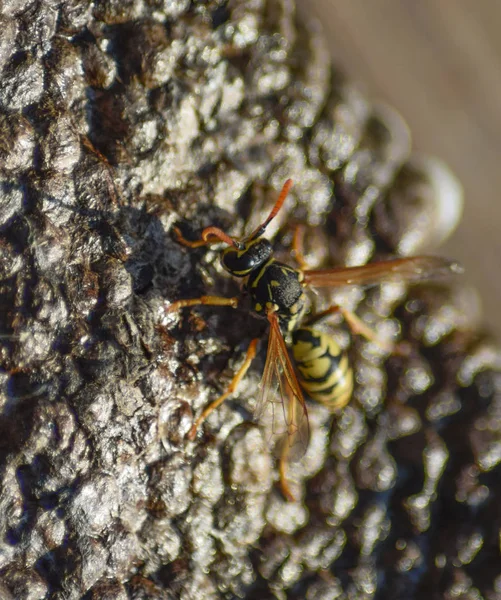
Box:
[248,179,293,241]
[265,179,293,225]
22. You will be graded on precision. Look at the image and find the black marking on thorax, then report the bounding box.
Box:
[247,259,306,329]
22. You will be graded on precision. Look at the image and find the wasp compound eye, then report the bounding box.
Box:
[221,239,273,277]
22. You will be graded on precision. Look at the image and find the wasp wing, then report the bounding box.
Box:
[303,256,463,289]
[254,312,309,461]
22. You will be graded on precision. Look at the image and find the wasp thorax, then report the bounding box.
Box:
[221,238,273,277]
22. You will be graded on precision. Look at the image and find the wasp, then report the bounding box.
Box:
[168,180,461,501]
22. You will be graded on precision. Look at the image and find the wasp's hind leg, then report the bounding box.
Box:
[186,338,260,440]
[276,380,308,503]
[278,440,296,503]
[305,305,410,356]
[279,452,294,503]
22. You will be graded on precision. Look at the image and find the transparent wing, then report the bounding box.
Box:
[255,312,310,462]
[303,256,463,289]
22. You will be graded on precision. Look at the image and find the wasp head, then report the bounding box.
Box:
[220,238,273,277]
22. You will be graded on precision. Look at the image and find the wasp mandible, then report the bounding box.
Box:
[168,180,461,500]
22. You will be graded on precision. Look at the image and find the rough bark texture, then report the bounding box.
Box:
[0,0,500,599]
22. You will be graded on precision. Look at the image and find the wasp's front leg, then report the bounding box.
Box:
[166,295,239,313]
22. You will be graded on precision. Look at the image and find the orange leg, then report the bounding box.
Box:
[341,307,411,356]
[304,304,342,327]
[306,305,410,355]
[291,224,309,270]
[166,295,239,313]
[173,226,213,248]
[341,307,393,352]
[173,225,237,248]
[278,440,296,502]
[277,380,303,503]
[186,338,260,440]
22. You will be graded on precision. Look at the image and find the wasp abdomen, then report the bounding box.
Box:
[292,327,353,410]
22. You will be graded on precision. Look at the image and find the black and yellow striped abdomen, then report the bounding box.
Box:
[292,327,353,410]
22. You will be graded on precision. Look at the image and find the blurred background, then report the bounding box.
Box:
[308,0,501,337]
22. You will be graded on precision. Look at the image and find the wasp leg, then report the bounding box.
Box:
[291,224,309,270]
[173,225,236,248]
[278,440,296,503]
[277,379,303,503]
[172,226,213,248]
[303,305,342,327]
[305,305,409,356]
[166,295,239,313]
[340,307,413,355]
[186,338,260,441]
